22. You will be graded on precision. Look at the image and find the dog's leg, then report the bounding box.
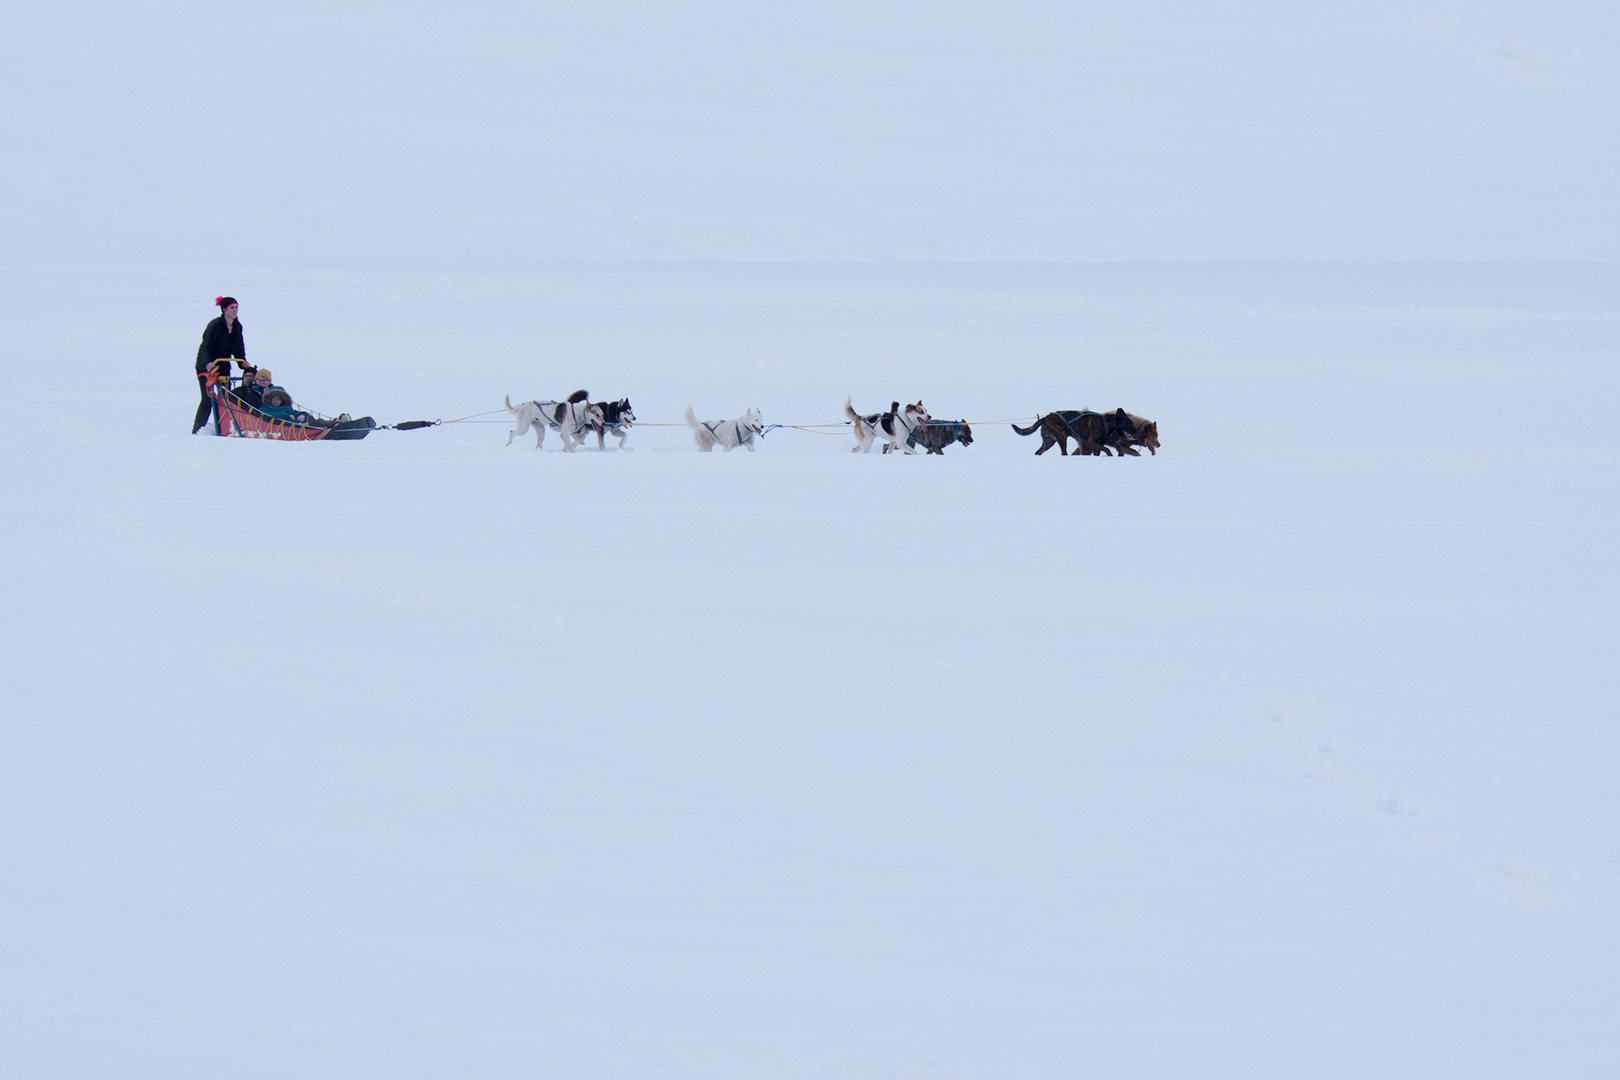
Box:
[851,418,871,453]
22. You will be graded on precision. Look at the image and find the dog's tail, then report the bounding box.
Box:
[685,406,715,450]
[568,389,589,404]
[1011,416,1042,436]
[844,396,872,440]
[505,393,517,414]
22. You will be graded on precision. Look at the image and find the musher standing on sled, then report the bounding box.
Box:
[193,296,248,434]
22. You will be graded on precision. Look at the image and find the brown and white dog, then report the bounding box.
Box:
[505,391,605,451]
[844,398,931,454]
[685,406,764,452]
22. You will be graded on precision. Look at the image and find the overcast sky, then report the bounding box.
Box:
[3,0,1615,262]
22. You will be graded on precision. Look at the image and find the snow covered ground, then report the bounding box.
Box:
[1,263,1616,1077]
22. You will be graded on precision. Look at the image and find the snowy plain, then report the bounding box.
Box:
[1,262,1617,1078]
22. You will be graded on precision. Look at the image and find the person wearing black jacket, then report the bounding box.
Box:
[231,366,269,410]
[193,296,247,433]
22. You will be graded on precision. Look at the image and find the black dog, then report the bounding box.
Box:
[590,397,636,449]
[907,419,973,455]
[1011,409,1137,456]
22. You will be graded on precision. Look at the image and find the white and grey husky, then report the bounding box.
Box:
[505,391,604,451]
[685,406,764,452]
[844,397,930,454]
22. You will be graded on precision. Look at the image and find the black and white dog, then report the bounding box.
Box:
[844,398,931,454]
[590,398,635,450]
[685,406,764,452]
[505,391,605,451]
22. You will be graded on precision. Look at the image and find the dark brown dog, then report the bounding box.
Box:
[1011,409,1137,456]
[1118,414,1160,456]
[906,419,973,455]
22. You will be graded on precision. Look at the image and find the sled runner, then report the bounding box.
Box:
[205,373,376,441]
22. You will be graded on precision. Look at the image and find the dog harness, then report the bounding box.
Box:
[701,419,755,446]
[870,411,920,441]
[1054,411,1092,437]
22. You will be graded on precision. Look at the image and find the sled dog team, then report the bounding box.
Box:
[505,392,1160,456]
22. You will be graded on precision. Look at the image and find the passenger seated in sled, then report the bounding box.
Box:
[226,366,368,432]
[231,367,268,409]
[251,371,303,421]
[250,371,360,428]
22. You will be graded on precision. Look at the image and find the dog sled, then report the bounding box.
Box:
[204,372,377,441]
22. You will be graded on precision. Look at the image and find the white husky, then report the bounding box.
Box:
[505,391,604,451]
[685,406,764,452]
[844,397,930,454]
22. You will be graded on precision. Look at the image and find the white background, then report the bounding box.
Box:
[2,1,1616,262]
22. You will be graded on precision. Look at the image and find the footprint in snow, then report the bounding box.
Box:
[1381,792,1424,817]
